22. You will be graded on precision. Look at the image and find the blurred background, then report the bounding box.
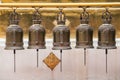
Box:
[0,0,120,39]
[0,1,120,80]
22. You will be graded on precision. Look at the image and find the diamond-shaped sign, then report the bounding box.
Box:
[43,52,60,71]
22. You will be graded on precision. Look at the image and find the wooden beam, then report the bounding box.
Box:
[0,2,119,8]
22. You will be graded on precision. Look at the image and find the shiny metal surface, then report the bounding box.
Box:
[28,9,46,49]
[97,9,116,49]
[75,8,93,48]
[5,9,24,50]
[52,9,71,50]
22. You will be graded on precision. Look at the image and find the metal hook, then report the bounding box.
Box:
[80,7,89,24]
[102,8,111,17]
[83,7,86,12]
[59,8,63,12]
[102,8,112,24]
[33,7,41,15]
[32,7,41,24]
[11,7,18,15]
[10,7,19,25]
[57,8,66,25]
[105,8,109,12]
[58,8,64,16]
[35,7,39,11]
[82,7,89,17]
[105,8,111,16]
[34,7,41,14]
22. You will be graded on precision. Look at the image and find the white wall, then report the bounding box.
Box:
[0,39,119,80]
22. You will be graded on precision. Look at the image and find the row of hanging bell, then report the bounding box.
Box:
[4,8,116,72]
[75,8,117,73]
[75,8,116,49]
[5,8,116,50]
[5,9,46,50]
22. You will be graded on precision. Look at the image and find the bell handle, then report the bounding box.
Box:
[102,8,112,24]
[9,8,20,25]
[32,7,42,24]
[56,8,66,25]
[80,7,89,24]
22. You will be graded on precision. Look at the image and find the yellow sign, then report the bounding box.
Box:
[43,52,60,71]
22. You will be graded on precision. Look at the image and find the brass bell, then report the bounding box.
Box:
[5,9,24,50]
[97,9,116,49]
[52,9,71,50]
[75,8,93,66]
[28,9,46,49]
[5,9,24,72]
[97,8,116,73]
[28,9,46,68]
[75,8,93,48]
[52,9,71,72]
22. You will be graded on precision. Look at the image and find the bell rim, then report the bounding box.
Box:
[75,46,94,49]
[27,46,46,49]
[97,46,117,49]
[4,47,24,50]
[52,46,71,50]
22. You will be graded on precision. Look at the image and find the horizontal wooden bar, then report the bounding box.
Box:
[0,7,120,10]
[0,2,120,8]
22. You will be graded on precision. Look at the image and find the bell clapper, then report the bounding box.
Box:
[84,48,86,66]
[105,49,108,74]
[13,49,16,72]
[60,49,62,72]
[36,49,39,68]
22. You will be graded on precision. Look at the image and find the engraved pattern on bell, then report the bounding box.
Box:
[52,9,71,50]
[43,52,60,71]
[5,10,24,50]
[97,9,116,49]
[75,8,93,48]
[97,24,116,49]
[53,25,71,50]
[28,24,46,49]
[76,24,93,48]
[28,9,46,49]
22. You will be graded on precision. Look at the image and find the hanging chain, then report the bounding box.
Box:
[80,7,89,24]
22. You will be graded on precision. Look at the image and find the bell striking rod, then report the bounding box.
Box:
[13,49,16,72]
[84,48,86,66]
[36,49,39,68]
[105,49,108,73]
[60,49,62,72]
